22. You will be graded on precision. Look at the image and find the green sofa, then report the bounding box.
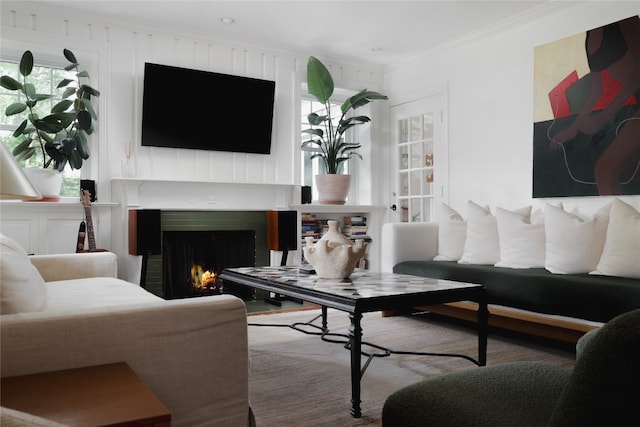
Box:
[392,260,640,323]
[381,222,640,327]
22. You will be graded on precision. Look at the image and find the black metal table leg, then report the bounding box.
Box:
[477,296,489,366]
[321,306,328,333]
[349,311,363,418]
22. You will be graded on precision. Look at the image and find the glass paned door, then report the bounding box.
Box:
[391,93,445,223]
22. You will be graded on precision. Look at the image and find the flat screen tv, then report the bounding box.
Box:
[141,62,275,154]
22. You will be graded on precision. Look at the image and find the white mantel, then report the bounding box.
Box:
[111,178,299,211]
[110,178,302,283]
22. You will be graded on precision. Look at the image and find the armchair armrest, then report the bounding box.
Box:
[1,294,250,427]
[381,222,439,272]
[29,252,117,282]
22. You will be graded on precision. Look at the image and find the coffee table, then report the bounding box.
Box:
[220,266,488,418]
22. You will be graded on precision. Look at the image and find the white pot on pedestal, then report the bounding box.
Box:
[315,174,350,205]
[22,168,62,201]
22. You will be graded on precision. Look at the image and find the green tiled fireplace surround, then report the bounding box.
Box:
[145,210,269,298]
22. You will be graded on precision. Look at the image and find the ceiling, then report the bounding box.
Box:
[31,0,560,66]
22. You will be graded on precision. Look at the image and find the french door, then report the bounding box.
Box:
[390,90,447,223]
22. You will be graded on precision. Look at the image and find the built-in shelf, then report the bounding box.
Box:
[0,200,119,208]
[290,204,386,213]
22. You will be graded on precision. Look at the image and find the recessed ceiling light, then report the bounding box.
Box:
[220,17,235,24]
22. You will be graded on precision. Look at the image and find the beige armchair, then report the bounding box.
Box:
[1,234,252,426]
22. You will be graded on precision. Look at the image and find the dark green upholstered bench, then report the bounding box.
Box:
[382,308,640,427]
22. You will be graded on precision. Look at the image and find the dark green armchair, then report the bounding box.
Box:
[382,308,640,427]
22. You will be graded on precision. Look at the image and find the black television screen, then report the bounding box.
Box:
[141,62,275,154]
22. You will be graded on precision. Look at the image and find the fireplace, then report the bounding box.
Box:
[137,210,270,300]
[163,230,256,299]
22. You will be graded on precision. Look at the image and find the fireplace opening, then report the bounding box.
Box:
[163,230,256,300]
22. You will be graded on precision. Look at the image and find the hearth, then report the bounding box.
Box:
[163,230,256,300]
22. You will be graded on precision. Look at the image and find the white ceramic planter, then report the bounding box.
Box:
[22,168,62,201]
[315,174,350,205]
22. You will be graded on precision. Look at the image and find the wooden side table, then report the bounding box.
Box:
[1,362,170,426]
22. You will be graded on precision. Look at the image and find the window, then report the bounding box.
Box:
[300,93,352,201]
[0,59,81,197]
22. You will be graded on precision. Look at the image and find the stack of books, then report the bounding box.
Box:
[301,213,320,239]
[342,216,371,241]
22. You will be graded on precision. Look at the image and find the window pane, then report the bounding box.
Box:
[410,142,421,169]
[0,60,81,197]
[399,145,408,170]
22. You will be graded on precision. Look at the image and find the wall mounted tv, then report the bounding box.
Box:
[141,62,276,154]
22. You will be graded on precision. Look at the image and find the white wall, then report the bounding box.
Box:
[0,1,383,200]
[383,1,640,217]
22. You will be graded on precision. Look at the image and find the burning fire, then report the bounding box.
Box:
[190,264,217,289]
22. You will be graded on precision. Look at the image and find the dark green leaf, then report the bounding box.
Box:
[15,146,36,162]
[51,99,73,113]
[81,84,100,97]
[31,94,52,101]
[34,119,63,133]
[23,83,35,98]
[0,76,22,90]
[306,56,334,104]
[45,141,64,161]
[13,120,28,137]
[19,51,34,76]
[76,134,90,159]
[40,131,54,144]
[60,137,77,154]
[5,103,27,116]
[84,99,97,120]
[77,110,91,131]
[55,158,67,172]
[342,89,388,112]
[69,149,82,170]
[307,112,327,126]
[61,87,76,99]
[302,128,323,138]
[64,63,78,71]
[45,112,75,128]
[56,78,74,88]
[63,49,78,64]
[13,138,33,155]
[76,70,89,78]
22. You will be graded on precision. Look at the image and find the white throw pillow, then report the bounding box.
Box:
[0,234,47,314]
[434,203,466,261]
[544,203,609,274]
[592,199,640,279]
[458,201,500,265]
[495,205,546,269]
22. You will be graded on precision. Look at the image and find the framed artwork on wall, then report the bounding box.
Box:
[532,15,640,198]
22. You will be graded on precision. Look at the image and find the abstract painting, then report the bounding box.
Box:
[533,15,640,197]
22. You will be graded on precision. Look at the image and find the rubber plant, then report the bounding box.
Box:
[302,56,387,174]
[0,49,100,171]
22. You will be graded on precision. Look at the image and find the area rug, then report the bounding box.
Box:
[247,308,576,427]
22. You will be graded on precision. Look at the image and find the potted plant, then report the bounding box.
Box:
[0,49,100,199]
[302,56,387,204]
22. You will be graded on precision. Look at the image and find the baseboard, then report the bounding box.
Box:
[385,302,599,344]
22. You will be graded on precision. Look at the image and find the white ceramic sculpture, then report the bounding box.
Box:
[303,220,367,279]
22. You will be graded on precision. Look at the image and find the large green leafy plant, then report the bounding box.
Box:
[302,56,387,174]
[1,49,100,171]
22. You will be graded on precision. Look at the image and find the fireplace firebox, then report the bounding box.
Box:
[163,230,256,300]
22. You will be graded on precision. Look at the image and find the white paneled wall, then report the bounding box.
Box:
[0,1,383,191]
[0,1,384,260]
